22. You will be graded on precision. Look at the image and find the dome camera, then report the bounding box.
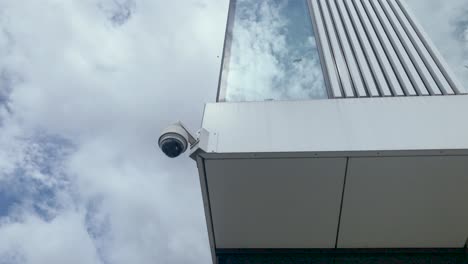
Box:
[158,122,196,158]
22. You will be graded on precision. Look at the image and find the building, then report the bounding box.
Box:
[189,0,468,263]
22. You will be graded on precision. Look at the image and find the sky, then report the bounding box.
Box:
[0,0,466,263]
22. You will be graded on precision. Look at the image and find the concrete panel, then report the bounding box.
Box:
[338,156,468,248]
[205,157,347,249]
[202,96,468,154]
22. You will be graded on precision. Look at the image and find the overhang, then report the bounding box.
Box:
[191,96,468,263]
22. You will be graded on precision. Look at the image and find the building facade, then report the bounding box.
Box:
[190,0,468,263]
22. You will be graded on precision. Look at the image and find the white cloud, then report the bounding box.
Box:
[0,0,227,263]
[0,0,466,264]
[0,211,101,264]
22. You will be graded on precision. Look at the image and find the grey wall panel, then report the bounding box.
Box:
[206,157,347,248]
[339,156,468,248]
[309,0,466,98]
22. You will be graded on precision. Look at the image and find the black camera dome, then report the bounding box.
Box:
[158,123,191,158]
[160,138,185,158]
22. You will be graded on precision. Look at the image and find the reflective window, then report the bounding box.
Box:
[220,0,327,102]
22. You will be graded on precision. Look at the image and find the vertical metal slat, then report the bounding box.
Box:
[309,0,344,98]
[354,0,404,96]
[329,0,368,97]
[395,0,466,95]
[307,0,465,99]
[365,0,417,96]
[336,0,380,97]
[391,0,454,95]
[320,0,356,98]
[376,0,426,96]
[379,0,430,96]
[345,0,391,96]
[387,0,442,95]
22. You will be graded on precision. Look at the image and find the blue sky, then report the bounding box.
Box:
[0,0,467,263]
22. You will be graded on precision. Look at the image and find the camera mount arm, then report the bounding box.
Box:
[176,121,197,145]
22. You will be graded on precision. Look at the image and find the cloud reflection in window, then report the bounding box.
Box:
[224,0,327,102]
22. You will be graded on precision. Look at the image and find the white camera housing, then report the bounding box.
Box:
[158,122,195,158]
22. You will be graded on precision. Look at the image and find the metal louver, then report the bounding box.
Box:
[309,0,467,98]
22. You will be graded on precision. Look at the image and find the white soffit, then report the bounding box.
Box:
[205,158,347,249]
[338,156,468,248]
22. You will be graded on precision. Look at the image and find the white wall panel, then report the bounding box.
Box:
[202,96,468,154]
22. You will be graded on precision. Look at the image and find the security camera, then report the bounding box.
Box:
[158,122,196,158]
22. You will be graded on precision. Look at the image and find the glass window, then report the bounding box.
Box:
[220,0,328,102]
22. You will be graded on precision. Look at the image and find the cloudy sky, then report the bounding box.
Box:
[0,0,466,263]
